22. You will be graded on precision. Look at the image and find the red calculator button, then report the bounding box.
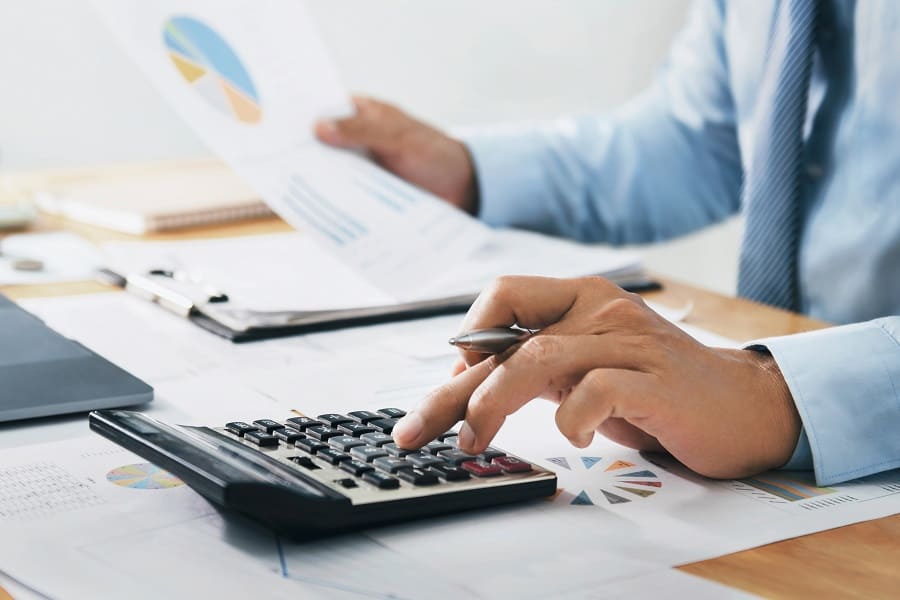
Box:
[461,461,503,477]
[492,456,533,473]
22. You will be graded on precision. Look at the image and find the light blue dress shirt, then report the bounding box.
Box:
[464,0,900,485]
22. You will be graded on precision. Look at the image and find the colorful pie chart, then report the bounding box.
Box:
[106,463,184,490]
[163,16,262,123]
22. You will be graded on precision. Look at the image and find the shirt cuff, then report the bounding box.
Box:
[463,129,561,231]
[748,319,900,486]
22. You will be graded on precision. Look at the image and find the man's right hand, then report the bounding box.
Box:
[315,96,478,214]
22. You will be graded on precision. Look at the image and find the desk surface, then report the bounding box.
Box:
[1,167,898,598]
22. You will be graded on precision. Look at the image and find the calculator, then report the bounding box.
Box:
[89,409,557,538]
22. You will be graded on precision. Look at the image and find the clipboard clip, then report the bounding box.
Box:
[96,267,229,318]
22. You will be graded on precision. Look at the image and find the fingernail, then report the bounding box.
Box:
[393,412,423,446]
[315,119,340,141]
[573,432,593,448]
[458,422,477,452]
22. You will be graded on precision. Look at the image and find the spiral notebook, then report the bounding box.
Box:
[35,161,273,234]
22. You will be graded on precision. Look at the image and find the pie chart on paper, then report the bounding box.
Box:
[163,16,262,123]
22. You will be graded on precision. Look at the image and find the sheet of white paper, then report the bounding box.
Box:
[558,569,757,600]
[90,0,490,299]
[0,232,103,284]
[104,233,397,310]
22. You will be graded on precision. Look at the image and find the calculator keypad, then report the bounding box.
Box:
[217,409,549,504]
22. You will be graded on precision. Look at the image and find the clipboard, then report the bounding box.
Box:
[96,268,661,343]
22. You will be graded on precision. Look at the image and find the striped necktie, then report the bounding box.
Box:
[737,0,818,311]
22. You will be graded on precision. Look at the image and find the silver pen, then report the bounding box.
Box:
[448,327,532,354]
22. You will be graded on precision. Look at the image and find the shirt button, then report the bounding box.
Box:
[805,163,824,179]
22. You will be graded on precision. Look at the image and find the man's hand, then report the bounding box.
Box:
[315,96,478,213]
[393,276,802,480]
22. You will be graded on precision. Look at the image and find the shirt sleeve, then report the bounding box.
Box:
[749,317,900,486]
[464,0,743,245]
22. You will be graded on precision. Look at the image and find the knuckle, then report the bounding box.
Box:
[580,369,611,396]
[595,297,646,325]
[517,335,562,368]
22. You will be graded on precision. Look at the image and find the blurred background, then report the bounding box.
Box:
[0,0,741,295]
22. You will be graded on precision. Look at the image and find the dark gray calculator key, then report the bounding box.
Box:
[362,471,400,490]
[318,413,353,426]
[252,419,285,434]
[424,441,452,455]
[442,436,459,447]
[316,448,350,465]
[405,453,444,469]
[225,422,258,437]
[383,443,415,457]
[340,459,374,477]
[478,447,506,462]
[438,449,479,465]
[360,432,393,447]
[288,456,320,470]
[329,435,367,452]
[437,431,459,441]
[274,427,305,444]
[368,418,397,434]
[243,430,279,447]
[348,410,382,424]
[373,457,411,473]
[350,446,389,463]
[306,425,342,441]
[377,408,406,419]
[338,422,376,437]
[336,478,358,489]
[427,464,471,481]
[396,468,439,486]
[295,438,327,454]
[285,417,323,431]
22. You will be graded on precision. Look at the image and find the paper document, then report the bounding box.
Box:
[0,232,103,285]
[90,0,490,298]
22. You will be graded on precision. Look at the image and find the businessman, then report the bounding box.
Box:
[315,0,900,484]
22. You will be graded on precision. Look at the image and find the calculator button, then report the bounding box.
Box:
[252,419,285,434]
[437,431,459,441]
[368,418,397,434]
[424,441,452,455]
[295,438,327,454]
[348,410,382,423]
[493,456,533,473]
[377,408,406,419]
[478,447,506,462]
[373,457,411,473]
[329,436,367,452]
[306,426,342,441]
[427,464,471,481]
[288,456,320,470]
[318,413,353,426]
[274,427,305,444]
[286,417,324,431]
[396,468,439,486]
[340,460,374,477]
[362,471,400,490]
[461,461,503,477]
[350,446,389,463]
[338,422,376,437]
[383,443,415,457]
[360,432,394,447]
[438,449,479,465]
[225,422,258,437]
[405,453,444,469]
[442,436,459,447]
[316,448,351,465]
[335,478,358,489]
[244,431,279,447]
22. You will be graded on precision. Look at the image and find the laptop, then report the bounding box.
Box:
[0,293,152,421]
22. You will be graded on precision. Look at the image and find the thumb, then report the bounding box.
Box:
[315,96,402,152]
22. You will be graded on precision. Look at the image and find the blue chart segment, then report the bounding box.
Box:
[544,456,662,506]
[106,463,184,490]
[163,16,262,123]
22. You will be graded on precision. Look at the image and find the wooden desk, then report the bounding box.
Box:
[1,166,898,599]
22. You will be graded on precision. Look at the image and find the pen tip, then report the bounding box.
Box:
[447,337,457,346]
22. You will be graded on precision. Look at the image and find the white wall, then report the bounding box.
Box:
[0,0,741,295]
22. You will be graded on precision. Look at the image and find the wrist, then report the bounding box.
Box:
[744,348,802,468]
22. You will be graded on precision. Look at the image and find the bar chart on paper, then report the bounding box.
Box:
[163,16,262,123]
[544,455,664,507]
